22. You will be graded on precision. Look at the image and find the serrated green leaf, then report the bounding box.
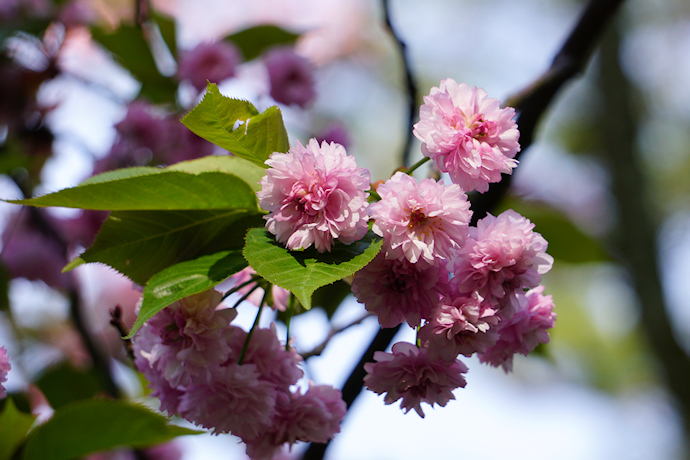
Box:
[129,250,247,338]
[167,155,266,192]
[10,170,259,211]
[181,83,289,167]
[91,25,177,104]
[22,399,201,460]
[226,25,300,61]
[69,209,264,285]
[243,228,382,309]
[0,398,36,460]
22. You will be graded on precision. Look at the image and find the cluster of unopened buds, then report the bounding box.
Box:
[133,78,556,457]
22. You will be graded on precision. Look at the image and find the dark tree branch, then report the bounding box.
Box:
[597,24,690,451]
[383,0,418,168]
[470,0,626,224]
[303,1,627,459]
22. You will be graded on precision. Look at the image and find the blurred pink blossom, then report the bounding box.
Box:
[413,79,520,193]
[177,41,241,92]
[0,346,10,399]
[364,341,468,417]
[258,139,370,252]
[369,171,471,267]
[264,47,315,108]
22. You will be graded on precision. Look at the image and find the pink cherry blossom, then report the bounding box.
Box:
[258,139,370,252]
[364,341,468,417]
[369,171,471,266]
[420,291,500,362]
[177,41,241,92]
[453,209,553,308]
[177,363,277,438]
[0,346,10,399]
[351,252,452,328]
[264,47,316,108]
[141,290,237,388]
[413,79,520,193]
[479,286,556,372]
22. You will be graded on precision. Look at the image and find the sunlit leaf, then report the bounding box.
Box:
[243,228,382,309]
[23,399,201,460]
[167,155,266,192]
[0,398,35,460]
[181,83,289,167]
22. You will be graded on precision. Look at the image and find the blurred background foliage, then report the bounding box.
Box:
[0,0,689,459]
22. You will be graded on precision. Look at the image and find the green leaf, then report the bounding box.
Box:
[0,398,35,460]
[226,25,300,61]
[67,210,264,286]
[243,228,382,310]
[129,250,247,338]
[167,155,266,192]
[34,362,105,410]
[90,25,177,104]
[10,170,259,211]
[23,399,201,460]
[181,83,289,167]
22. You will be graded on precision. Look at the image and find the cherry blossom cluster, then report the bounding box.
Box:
[132,289,346,459]
[258,78,556,418]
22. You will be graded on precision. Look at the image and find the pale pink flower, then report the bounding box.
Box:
[370,172,471,266]
[177,363,277,438]
[141,290,237,387]
[351,252,452,328]
[413,79,520,193]
[258,139,370,252]
[479,286,556,372]
[364,342,468,417]
[177,41,241,92]
[420,291,500,362]
[246,384,346,459]
[0,346,10,399]
[264,47,316,108]
[453,209,553,308]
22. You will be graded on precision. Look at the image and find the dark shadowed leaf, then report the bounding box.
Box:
[226,25,300,61]
[65,210,264,286]
[243,228,382,309]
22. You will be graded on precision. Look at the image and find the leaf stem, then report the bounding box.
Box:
[405,157,430,176]
[238,290,268,365]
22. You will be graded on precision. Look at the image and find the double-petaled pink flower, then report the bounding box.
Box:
[413,79,520,193]
[369,171,471,267]
[258,139,370,253]
[479,286,556,372]
[453,209,553,310]
[364,341,468,417]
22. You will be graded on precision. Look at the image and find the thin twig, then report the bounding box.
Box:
[383,0,418,168]
[110,305,135,363]
[300,312,373,360]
